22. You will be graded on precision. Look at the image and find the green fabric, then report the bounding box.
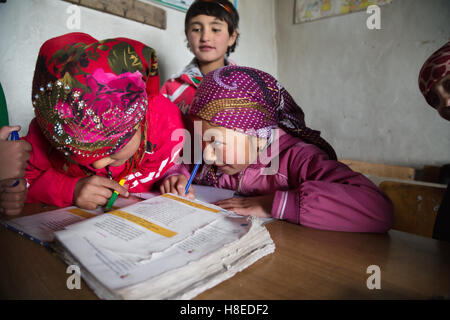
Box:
[0,83,9,127]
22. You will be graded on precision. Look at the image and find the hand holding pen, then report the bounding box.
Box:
[0,126,31,183]
[159,162,200,200]
[104,178,126,212]
[0,126,32,215]
[73,175,129,211]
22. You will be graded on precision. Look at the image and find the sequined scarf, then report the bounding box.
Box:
[32,32,159,167]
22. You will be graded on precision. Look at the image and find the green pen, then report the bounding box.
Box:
[104,178,126,212]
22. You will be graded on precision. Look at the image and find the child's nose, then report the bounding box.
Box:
[200,29,210,41]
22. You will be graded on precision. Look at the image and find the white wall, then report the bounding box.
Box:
[276,0,450,168]
[0,0,277,134]
[3,0,447,169]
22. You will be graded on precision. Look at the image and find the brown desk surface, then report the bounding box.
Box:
[1,204,449,300]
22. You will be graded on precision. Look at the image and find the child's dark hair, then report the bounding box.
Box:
[185,0,239,56]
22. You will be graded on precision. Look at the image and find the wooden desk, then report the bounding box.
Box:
[1,204,449,300]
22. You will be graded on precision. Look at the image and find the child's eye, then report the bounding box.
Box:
[190,26,201,32]
[212,28,221,33]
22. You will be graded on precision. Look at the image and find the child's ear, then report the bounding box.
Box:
[186,39,192,51]
[228,29,239,47]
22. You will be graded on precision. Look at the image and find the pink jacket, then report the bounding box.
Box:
[160,58,235,114]
[23,93,185,207]
[163,129,393,233]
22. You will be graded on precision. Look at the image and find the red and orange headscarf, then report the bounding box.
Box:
[418,41,450,108]
[32,32,159,166]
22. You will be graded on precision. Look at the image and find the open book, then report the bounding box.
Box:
[2,186,274,300]
[53,193,275,300]
[2,185,272,246]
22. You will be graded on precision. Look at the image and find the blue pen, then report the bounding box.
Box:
[10,131,20,187]
[185,162,201,196]
[11,131,19,141]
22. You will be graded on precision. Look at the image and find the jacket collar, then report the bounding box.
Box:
[170,57,235,88]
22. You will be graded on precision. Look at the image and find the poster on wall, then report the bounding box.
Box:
[294,0,392,24]
[150,0,238,12]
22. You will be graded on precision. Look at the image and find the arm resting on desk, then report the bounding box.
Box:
[271,146,393,233]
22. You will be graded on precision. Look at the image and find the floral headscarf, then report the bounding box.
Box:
[32,32,159,165]
[190,65,337,160]
[418,41,450,108]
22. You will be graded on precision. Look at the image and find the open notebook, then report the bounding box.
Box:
[2,186,275,300]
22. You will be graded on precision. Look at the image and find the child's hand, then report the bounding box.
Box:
[159,175,195,199]
[0,126,32,181]
[0,178,28,216]
[214,194,275,218]
[73,176,129,210]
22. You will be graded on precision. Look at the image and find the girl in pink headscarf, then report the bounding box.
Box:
[21,33,184,210]
[160,66,393,233]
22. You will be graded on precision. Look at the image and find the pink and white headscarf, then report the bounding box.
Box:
[32,32,159,166]
[190,65,337,160]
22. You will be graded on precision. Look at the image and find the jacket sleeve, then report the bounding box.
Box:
[271,145,393,233]
[160,80,170,98]
[23,119,80,207]
[126,93,186,192]
[160,78,182,102]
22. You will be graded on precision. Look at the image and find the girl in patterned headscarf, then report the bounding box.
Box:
[22,33,184,210]
[419,41,450,242]
[160,66,393,233]
[418,41,450,120]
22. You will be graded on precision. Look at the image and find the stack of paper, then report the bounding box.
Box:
[53,193,275,300]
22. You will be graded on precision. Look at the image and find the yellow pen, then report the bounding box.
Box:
[104,179,126,212]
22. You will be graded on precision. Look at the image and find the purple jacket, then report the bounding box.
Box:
[163,130,393,233]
